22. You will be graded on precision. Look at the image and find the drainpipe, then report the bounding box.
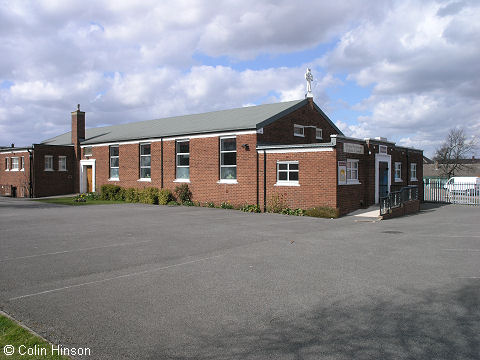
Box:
[263,150,267,212]
[160,138,164,189]
[256,150,259,207]
[406,149,409,187]
[27,148,33,198]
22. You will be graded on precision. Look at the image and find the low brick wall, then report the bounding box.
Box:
[381,199,420,220]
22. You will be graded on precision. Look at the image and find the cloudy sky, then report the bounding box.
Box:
[1,0,479,156]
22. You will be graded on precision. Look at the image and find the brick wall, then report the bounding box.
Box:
[87,133,259,207]
[0,150,31,197]
[336,139,370,215]
[258,149,338,211]
[257,100,340,145]
[32,144,75,197]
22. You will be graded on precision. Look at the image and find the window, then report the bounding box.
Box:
[5,157,9,171]
[394,162,402,181]
[176,140,189,180]
[316,128,323,140]
[44,155,53,171]
[411,163,417,180]
[379,145,387,154]
[276,161,299,185]
[140,144,151,179]
[293,124,304,137]
[220,137,236,181]
[109,146,119,179]
[59,156,67,171]
[20,156,24,171]
[84,147,92,157]
[346,159,359,183]
[11,157,19,171]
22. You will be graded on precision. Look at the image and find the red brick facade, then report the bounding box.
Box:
[0,100,423,216]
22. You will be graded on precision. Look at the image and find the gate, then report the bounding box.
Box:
[424,178,480,205]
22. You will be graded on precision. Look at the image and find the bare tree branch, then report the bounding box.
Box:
[434,128,478,178]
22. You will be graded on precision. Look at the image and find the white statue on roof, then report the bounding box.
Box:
[305,68,313,98]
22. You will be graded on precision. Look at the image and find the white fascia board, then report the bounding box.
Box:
[262,147,333,154]
[80,130,257,148]
[0,150,29,154]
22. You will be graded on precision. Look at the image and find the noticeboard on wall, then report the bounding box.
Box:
[338,161,346,185]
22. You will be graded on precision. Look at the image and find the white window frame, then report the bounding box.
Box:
[346,159,359,184]
[175,140,190,182]
[410,163,417,181]
[219,136,237,183]
[275,161,299,186]
[139,143,151,181]
[20,156,24,171]
[394,162,402,182]
[44,155,53,171]
[11,157,19,171]
[294,124,304,137]
[5,157,9,171]
[59,156,67,171]
[316,128,323,140]
[109,145,119,180]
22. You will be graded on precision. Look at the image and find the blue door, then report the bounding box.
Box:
[379,162,389,198]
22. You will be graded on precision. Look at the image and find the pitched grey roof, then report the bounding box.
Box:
[42,99,342,146]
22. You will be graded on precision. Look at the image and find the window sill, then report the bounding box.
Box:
[174,179,190,183]
[343,180,361,185]
[395,179,403,182]
[44,169,53,172]
[138,178,151,182]
[275,182,300,187]
[217,179,238,184]
[20,169,24,171]
[293,134,305,138]
[108,178,119,181]
[10,169,19,172]
[59,170,67,172]
[4,169,9,171]
[410,178,418,182]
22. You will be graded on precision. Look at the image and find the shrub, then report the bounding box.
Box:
[138,187,159,205]
[240,204,261,213]
[167,200,179,206]
[220,201,234,209]
[73,193,87,203]
[304,206,339,219]
[183,200,195,206]
[175,184,192,204]
[124,188,139,203]
[86,192,99,200]
[100,184,122,200]
[267,193,288,213]
[158,189,174,205]
[281,208,304,216]
[206,201,216,208]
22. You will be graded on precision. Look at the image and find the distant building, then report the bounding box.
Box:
[423,156,480,178]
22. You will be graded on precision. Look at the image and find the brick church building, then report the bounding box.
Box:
[0,97,423,215]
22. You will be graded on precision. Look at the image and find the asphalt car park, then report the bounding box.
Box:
[0,198,479,359]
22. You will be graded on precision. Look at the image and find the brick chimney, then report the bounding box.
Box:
[72,104,85,193]
[71,104,85,145]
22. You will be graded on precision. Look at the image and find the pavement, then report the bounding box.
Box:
[0,198,479,360]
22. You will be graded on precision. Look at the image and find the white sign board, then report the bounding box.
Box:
[343,143,364,154]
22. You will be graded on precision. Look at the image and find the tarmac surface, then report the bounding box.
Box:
[0,198,479,359]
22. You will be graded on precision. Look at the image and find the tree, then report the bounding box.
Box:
[434,128,478,178]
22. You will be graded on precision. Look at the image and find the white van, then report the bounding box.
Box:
[444,177,480,195]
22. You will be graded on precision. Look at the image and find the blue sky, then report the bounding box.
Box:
[1,0,479,157]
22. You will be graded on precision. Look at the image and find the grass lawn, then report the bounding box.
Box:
[0,314,71,359]
[34,196,125,206]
